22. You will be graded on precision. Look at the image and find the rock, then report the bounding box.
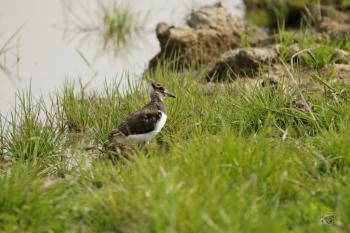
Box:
[186,2,244,31]
[293,99,313,112]
[318,17,350,38]
[244,0,303,28]
[41,178,56,190]
[0,155,12,169]
[93,181,103,189]
[322,64,350,80]
[149,3,270,70]
[334,49,350,64]
[278,43,302,61]
[311,5,350,24]
[330,27,350,40]
[244,1,350,29]
[246,26,273,46]
[313,6,350,39]
[206,47,279,81]
[287,43,301,57]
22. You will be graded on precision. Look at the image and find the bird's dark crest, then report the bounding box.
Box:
[151,82,165,92]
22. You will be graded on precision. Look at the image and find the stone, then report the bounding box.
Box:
[186,2,244,31]
[323,64,350,80]
[207,47,279,81]
[244,1,350,29]
[318,17,350,38]
[293,99,313,112]
[287,43,301,58]
[334,49,350,64]
[246,26,272,46]
[149,3,269,70]
[316,5,350,40]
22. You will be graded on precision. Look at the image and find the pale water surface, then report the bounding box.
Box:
[0,0,244,114]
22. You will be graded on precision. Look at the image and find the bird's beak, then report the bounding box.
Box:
[165,92,176,98]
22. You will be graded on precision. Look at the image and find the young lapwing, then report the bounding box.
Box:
[108,82,176,145]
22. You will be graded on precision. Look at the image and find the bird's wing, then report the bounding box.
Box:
[116,110,162,136]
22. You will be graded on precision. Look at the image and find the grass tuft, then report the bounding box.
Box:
[2,90,63,163]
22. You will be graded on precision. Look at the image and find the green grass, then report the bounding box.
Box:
[2,91,64,164]
[2,4,350,228]
[2,2,350,232]
[277,26,350,70]
[1,62,350,232]
[0,163,76,232]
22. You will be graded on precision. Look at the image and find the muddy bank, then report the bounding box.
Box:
[244,0,350,28]
[149,3,269,70]
[148,2,350,86]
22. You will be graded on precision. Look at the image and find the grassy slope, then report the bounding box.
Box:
[1,15,350,232]
[1,64,350,232]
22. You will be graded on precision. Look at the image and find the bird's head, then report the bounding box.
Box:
[150,82,176,101]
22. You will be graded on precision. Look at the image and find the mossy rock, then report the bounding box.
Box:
[244,0,350,28]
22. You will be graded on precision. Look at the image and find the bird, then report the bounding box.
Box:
[108,82,176,145]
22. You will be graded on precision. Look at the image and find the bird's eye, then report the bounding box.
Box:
[159,87,165,91]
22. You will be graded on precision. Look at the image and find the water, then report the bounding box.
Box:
[0,0,244,115]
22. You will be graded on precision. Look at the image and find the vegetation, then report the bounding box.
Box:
[99,1,145,55]
[62,0,146,56]
[244,0,350,27]
[277,27,349,69]
[1,1,350,232]
[1,57,350,231]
